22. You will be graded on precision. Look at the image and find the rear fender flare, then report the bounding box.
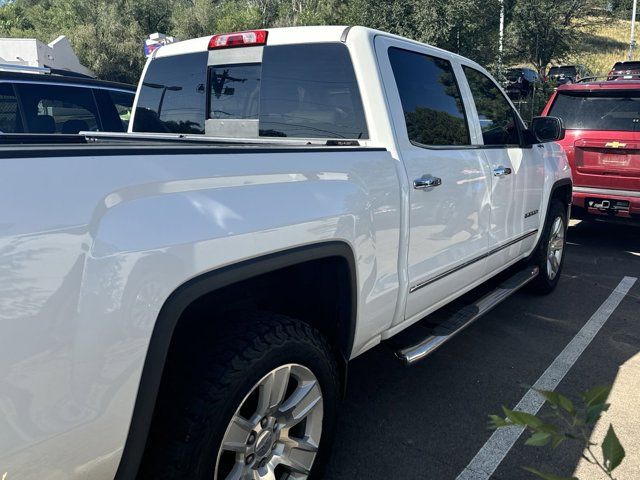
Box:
[114,241,357,479]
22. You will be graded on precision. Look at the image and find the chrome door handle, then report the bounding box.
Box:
[413,175,442,190]
[493,166,512,177]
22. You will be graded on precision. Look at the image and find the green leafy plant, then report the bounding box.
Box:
[489,385,625,480]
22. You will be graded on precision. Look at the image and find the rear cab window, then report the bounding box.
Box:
[548,91,640,131]
[134,42,368,139]
[133,52,208,134]
[208,43,368,139]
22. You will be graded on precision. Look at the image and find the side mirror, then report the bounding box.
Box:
[530,116,565,143]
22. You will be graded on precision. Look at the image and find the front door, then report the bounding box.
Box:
[459,65,544,272]
[375,37,493,323]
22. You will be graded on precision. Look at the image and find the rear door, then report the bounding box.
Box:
[375,37,492,322]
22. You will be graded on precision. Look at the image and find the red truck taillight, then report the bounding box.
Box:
[208,30,268,50]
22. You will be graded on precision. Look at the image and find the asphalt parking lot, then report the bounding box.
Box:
[325,220,640,480]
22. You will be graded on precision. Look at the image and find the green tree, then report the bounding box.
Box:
[0,0,177,83]
[505,0,606,76]
[344,0,503,66]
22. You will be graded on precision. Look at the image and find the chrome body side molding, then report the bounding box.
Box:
[409,229,538,294]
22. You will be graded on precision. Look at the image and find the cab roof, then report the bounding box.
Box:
[151,25,488,81]
[155,26,350,58]
[152,25,478,65]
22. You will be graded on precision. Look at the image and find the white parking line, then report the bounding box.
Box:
[456,276,638,480]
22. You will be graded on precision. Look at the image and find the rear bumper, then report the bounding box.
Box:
[572,186,640,222]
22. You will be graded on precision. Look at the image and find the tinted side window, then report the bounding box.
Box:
[16,83,100,133]
[388,47,469,146]
[133,52,207,134]
[0,83,23,133]
[463,67,520,146]
[109,90,134,130]
[259,43,368,139]
[94,89,134,132]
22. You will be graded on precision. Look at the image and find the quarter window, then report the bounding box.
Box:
[388,47,470,146]
[108,90,135,130]
[463,66,521,146]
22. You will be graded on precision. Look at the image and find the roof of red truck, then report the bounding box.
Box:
[557,80,640,92]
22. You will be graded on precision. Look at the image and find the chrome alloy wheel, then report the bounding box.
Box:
[546,216,565,280]
[215,364,324,480]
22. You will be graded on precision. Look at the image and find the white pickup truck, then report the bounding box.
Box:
[0,26,571,480]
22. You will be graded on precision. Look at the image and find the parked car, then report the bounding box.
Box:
[607,60,640,80]
[0,26,570,480]
[542,79,640,223]
[503,66,540,97]
[0,66,135,134]
[547,64,591,85]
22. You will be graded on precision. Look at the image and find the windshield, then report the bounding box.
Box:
[549,66,577,76]
[548,91,640,131]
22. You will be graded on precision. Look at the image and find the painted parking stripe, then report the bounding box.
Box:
[456,276,638,480]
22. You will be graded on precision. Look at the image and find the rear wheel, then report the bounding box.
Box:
[529,200,568,294]
[216,363,324,479]
[141,313,339,480]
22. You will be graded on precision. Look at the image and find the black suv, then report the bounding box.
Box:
[0,70,135,134]
[503,67,540,97]
[547,64,591,85]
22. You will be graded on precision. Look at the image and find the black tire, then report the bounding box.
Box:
[139,312,340,480]
[528,200,568,294]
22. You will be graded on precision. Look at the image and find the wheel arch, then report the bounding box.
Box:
[528,178,572,260]
[550,177,573,209]
[114,241,357,480]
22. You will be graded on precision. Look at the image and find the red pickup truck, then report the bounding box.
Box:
[542,80,640,223]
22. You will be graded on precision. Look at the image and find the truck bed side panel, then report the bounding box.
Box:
[0,147,401,479]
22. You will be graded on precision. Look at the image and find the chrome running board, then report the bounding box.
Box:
[396,265,539,365]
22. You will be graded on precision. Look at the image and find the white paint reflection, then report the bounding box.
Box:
[189,194,243,230]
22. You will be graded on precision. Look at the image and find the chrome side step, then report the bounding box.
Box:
[396,265,539,365]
